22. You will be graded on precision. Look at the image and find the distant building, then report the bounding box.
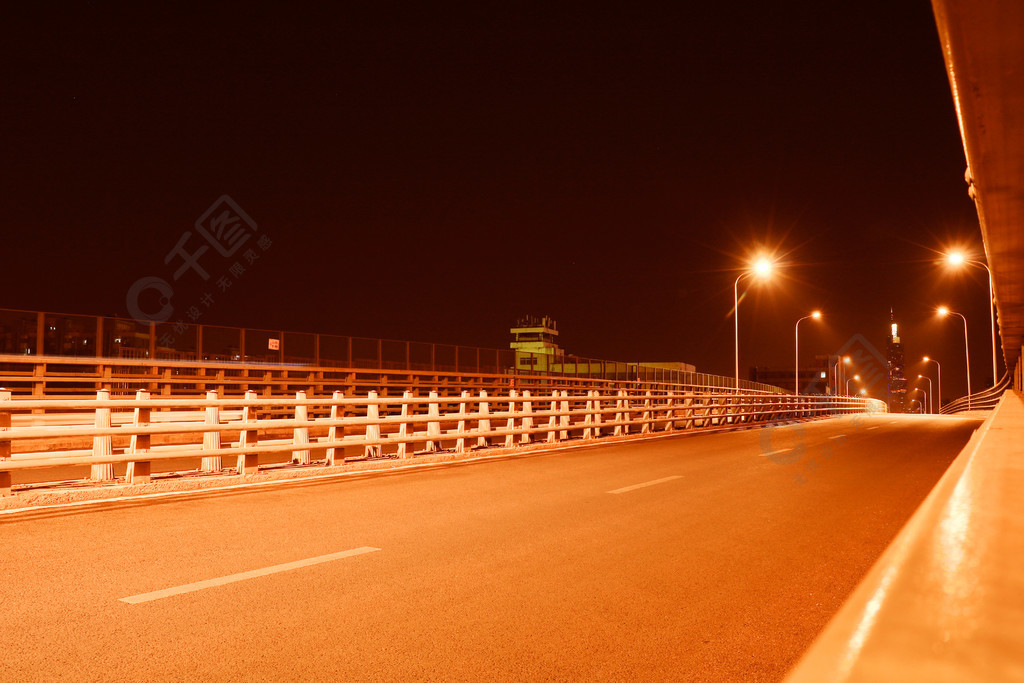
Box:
[750,355,831,394]
[510,315,564,373]
[509,316,695,377]
[887,310,908,413]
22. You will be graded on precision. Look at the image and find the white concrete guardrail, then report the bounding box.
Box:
[0,388,884,496]
[786,389,1024,681]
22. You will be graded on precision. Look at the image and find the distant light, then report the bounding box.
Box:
[820,371,827,379]
[923,356,931,361]
[860,389,867,395]
[918,374,923,378]
[854,374,860,380]
[947,251,966,266]
[811,310,822,320]
[937,306,950,317]
[843,356,851,364]
[891,323,898,336]
[753,257,773,277]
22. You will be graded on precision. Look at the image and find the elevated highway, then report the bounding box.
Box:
[0,413,978,681]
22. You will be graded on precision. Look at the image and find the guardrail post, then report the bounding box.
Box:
[520,390,533,444]
[614,389,630,436]
[91,388,115,482]
[662,392,672,431]
[559,390,570,440]
[238,390,260,473]
[546,390,559,443]
[126,389,152,485]
[0,390,11,496]
[364,391,381,458]
[425,390,441,452]
[641,390,652,434]
[396,390,413,458]
[583,390,596,439]
[477,390,491,448]
[504,389,518,448]
[292,390,311,465]
[455,390,470,453]
[201,389,222,472]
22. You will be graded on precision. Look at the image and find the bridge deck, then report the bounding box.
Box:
[1,413,978,680]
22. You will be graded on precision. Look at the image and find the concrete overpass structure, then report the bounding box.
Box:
[2,1,1024,679]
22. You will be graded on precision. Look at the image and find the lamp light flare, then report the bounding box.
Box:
[753,257,773,277]
[937,306,950,317]
[947,251,966,266]
[811,310,822,320]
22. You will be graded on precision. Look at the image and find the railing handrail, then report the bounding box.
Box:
[0,387,884,495]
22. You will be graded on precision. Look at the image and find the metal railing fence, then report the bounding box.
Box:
[0,388,885,496]
[0,307,783,394]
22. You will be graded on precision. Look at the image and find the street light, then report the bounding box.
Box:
[846,373,860,395]
[830,355,852,395]
[859,388,868,396]
[946,251,997,384]
[795,310,822,395]
[911,388,927,414]
[937,306,971,409]
[734,257,774,390]
[917,374,933,413]
[923,356,941,410]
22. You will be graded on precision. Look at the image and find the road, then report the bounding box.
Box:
[0,413,980,681]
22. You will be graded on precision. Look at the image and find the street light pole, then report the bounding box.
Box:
[795,311,821,395]
[846,374,860,395]
[924,356,942,410]
[917,375,933,413]
[733,258,774,391]
[938,307,971,409]
[734,272,747,391]
[946,252,998,385]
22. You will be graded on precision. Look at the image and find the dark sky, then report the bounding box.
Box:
[1,2,992,401]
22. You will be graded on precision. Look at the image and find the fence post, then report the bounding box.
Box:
[583,390,594,440]
[504,389,517,448]
[425,390,441,452]
[202,389,222,472]
[91,388,115,481]
[641,390,652,434]
[546,389,559,443]
[520,390,534,444]
[477,390,491,448]
[126,389,152,485]
[292,390,311,465]
[614,389,627,436]
[396,390,413,458]
[325,391,342,466]
[238,390,260,473]
[364,390,381,458]
[455,390,470,453]
[559,390,570,440]
[664,391,676,431]
[0,390,11,496]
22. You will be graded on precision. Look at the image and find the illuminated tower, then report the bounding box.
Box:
[887,309,907,413]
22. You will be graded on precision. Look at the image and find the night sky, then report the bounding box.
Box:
[2,2,993,401]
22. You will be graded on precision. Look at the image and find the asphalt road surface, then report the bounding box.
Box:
[1,413,980,681]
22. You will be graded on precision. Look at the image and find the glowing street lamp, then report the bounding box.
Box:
[937,306,971,409]
[795,310,822,395]
[923,356,942,410]
[945,250,997,385]
[733,257,774,390]
[846,373,860,395]
[859,388,868,396]
[917,374,933,414]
